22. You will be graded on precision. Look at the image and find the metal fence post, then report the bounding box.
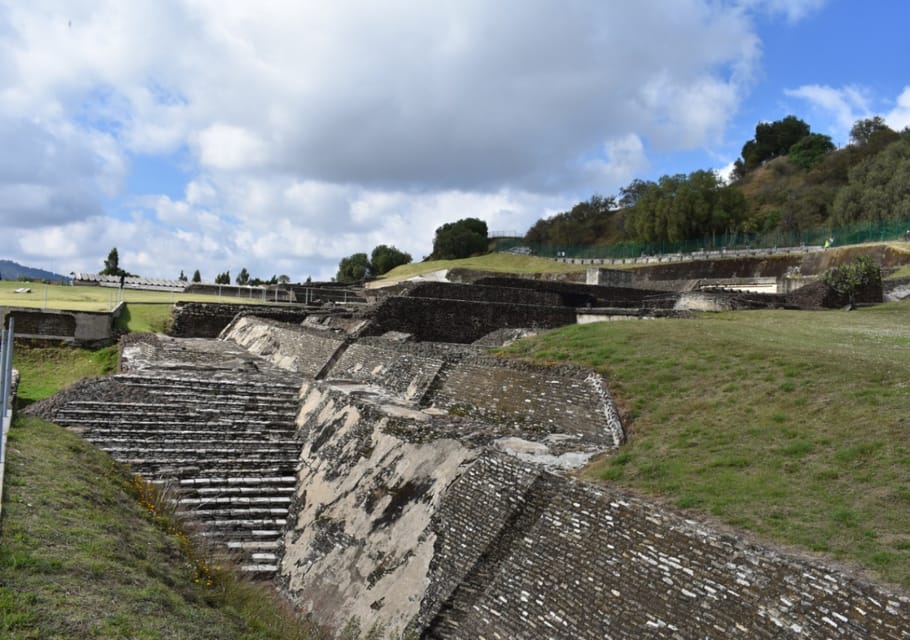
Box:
[1,317,14,458]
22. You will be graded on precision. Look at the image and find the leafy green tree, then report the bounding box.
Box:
[236,267,250,285]
[849,116,895,147]
[370,245,412,275]
[788,133,836,169]
[178,270,188,282]
[214,271,230,285]
[278,274,290,284]
[832,137,910,225]
[336,253,371,282]
[623,170,746,244]
[101,247,125,276]
[820,255,882,309]
[192,269,201,283]
[431,218,489,260]
[524,195,615,246]
[738,115,811,175]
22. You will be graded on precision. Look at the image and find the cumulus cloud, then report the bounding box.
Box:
[0,0,781,279]
[784,84,871,142]
[886,87,910,131]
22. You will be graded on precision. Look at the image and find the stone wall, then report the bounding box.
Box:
[363,297,577,343]
[405,282,565,307]
[276,370,909,638]
[1,305,122,347]
[224,315,347,378]
[422,453,910,639]
[168,302,311,338]
[475,277,675,308]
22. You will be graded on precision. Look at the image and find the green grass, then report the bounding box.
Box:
[1,417,319,640]
[3,346,321,639]
[0,280,274,312]
[379,252,590,282]
[501,302,910,586]
[13,344,119,406]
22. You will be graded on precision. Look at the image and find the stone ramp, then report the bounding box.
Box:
[32,335,305,578]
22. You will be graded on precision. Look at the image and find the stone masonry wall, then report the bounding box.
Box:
[405,282,565,307]
[224,315,346,378]
[422,452,910,639]
[363,297,577,343]
[327,339,450,403]
[168,302,311,338]
[215,316,909,638]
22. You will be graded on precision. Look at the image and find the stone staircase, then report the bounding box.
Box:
[51,372,302,577]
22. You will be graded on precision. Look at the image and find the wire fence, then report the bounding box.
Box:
[492,216,910,259]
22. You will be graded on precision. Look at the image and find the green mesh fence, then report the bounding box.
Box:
[492,217,910,259]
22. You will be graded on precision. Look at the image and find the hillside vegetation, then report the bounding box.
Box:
[522,116,910,255]
[2,347,319,640]
[501,302,910,587]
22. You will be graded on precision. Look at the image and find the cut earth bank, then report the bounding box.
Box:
[29,275,910,639]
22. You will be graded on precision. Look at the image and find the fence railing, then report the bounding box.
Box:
[1,317,15,515]
[492,216,910,259]
[1,317,14,427]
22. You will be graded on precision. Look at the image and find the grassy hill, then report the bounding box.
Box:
[2,347,319,640]
[501,301,910,587]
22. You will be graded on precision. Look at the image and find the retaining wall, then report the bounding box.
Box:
[363,297,577,343]
[279,375,909,638]
[0,305,123,346]
[168,302,311,338]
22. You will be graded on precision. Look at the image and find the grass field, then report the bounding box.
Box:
[0,280,275,312]
[3,347,320,640]
[379,252,590,281]
[501,302,910,586]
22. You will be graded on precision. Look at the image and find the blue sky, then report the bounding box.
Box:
[1,0,908,281]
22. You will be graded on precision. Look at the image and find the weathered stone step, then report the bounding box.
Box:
[86,437,299,450]
[177,476,297,486]
[70,429,297,441]
[227,540,280,551]
[178,507,289,518]
[178,495,293,506]
[101,446,297,457]
[116,375,299,396]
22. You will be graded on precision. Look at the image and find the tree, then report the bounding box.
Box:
[214,271,230,285]
[236,267,250,286]
[278,274,290,284]
[101,247,125,277]
[192,269,201,283]
[738,115,811,174]
[849,116,895,147]
[336,253,370,282]
[178,270,188,282]
[431,218,489,260]
[370,244,412,275]
[788,133,836,169]
[820,255,882,309]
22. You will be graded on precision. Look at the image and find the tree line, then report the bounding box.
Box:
[523,116,910,249]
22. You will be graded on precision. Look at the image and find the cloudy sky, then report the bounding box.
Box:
[2,0,909,282]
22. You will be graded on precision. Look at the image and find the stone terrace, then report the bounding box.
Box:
[28,335,303,576]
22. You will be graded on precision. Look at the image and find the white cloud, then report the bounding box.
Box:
[784,84,871,142]
[738,0,828,23]
[886,87,910,132]
[0,1,780,279]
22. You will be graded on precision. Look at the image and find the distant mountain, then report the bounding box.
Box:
[0,260,67,282]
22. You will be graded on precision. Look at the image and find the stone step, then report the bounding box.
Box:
[178,495,293,506]
[86,437,299,449]
[101,446,297,457]
[177,476,297,486]
[59,407,299,421]
[116,376,300,396]
[177,507,290,518]
[226,540,280,551]
[135,465,296,477]
[239,563,279,574]
[70,430,297,442]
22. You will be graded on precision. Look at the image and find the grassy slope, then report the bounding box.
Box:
[3,347,319,640]
[0,280,274,312]
[379,252,590,281]
[501,302,910,586]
